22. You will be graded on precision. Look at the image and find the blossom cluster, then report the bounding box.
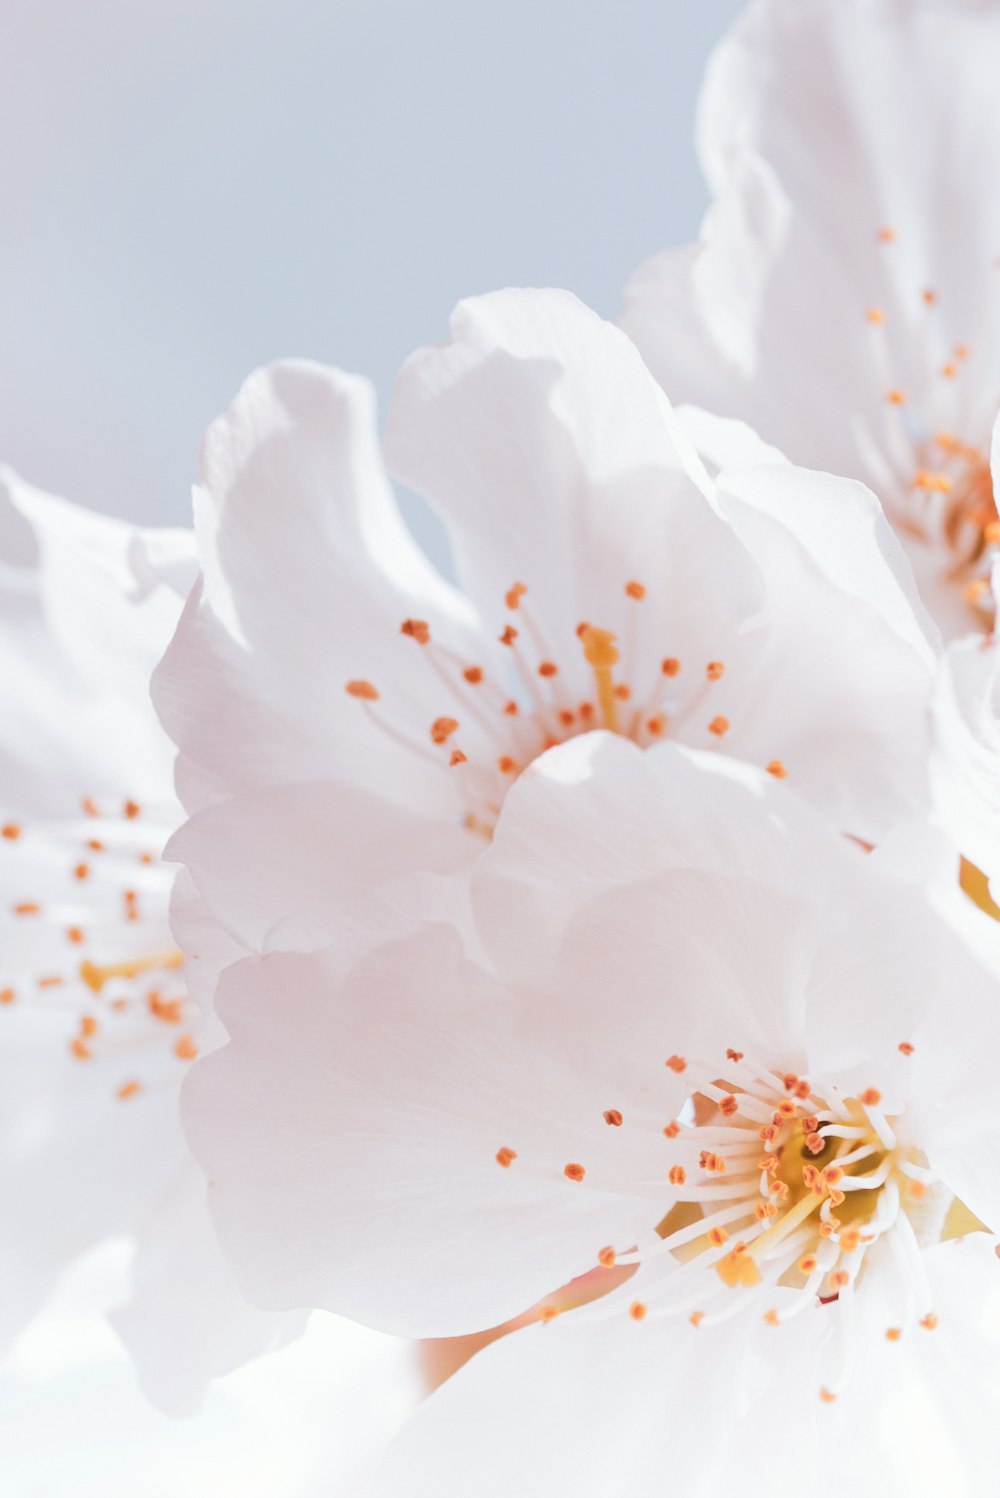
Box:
[3,1,1000,1493]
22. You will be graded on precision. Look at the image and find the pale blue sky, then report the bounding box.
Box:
[0,0,744,552]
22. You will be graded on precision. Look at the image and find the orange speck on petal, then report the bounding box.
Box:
[866,307,885,324]
[400,619,430,645]
[539,1305,560,1323]
[564,1163,586,1183]
[37,975,64,989]
[1,823,21,840]
[689,1311,704,1328]
[71,1037,92,1060]
[908,1180,928,1200]
[124,800,141,820]
[887,389,908,405]
[629,1302,647,1321]
[82,797,99,817]
[625,580,646,601]
[661,657,681,677]
[0,987,14,1004]
[80,1015,98,1038]
[708,716,730,737]
[763,1308,779,1326]
[923,289,937,305]
[646,715,666,736]
[665,1055,686,1073]
[495,1147,517,1168]
[13,902,40,916]
[497,756,518,775]
[430,716,459,744]
[74,863,90,881]
[174,1033,198,1061]
[828,1270,849,1291]
[603,1109,623,1127]
[820,1388,838,1404]
[117,1081,142,1101]
[877,227,896,243]
[886,1327,902,1342]
[345,679,379,700]
[921,1314,938,1331]
[123,890,139,921]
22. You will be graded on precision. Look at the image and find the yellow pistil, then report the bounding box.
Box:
[80,950,184,993]
[580,627,621,733]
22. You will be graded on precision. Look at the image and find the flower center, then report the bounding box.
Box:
[345,580,782,837]
[865,231,999,626]
[1,795,195,1099]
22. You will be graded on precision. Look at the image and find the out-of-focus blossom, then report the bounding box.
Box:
[0,1243,420,1498]
[181,736,1000,1496]
[0,471,300,1412]
[622,0,1000,641]
[154,287,935,991]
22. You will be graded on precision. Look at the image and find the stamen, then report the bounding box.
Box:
[80,950,183,993]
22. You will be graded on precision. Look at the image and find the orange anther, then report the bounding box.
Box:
[646,715,666,736]
[763,1308,779,1327]
[689,1311,704,1328]
[719,1094,739,1117]
[668,1165,687,1186]
[497,756,518,775]
[71,1038,92,1060]
[866,307,885,324]
[887,389,907,405]
[430,716,459,744]
[775,1099,797,1119]
[1,823,21,840]
[661,657,681,677]
[860,1088,881,1107]
[769,1179,790,1199]
[603,1109,623,1127]
[124,890,139,921]
[708,716,730,737]
[828,1270,849,1291]
[805,1132,825,1156]
[625,580,646,600]
[662,1121,680,1139]
[754,1202,778,1220]
[839,1228,861,1252]
[613,683,631,700]
[37,975,63,989]
[74,862,90,881]
[564,1163,586,1183]
[463,666,483,685]
[597,1247,616,1268]
[706,661,725,682]
[82,797,99,816]
[898,1041,914,1056]
[578,702,595,720]
[877,227,896,243]
[801,1164,820,1190]
[665,1055,686,1073]
[726,1049,744,1063]
[345,679,379,700]
[823,1166,844,1187]
[80,1015,98,1037]
[819,1388,838,1404]
[400,619,430,645]
[558,709,576,727]
[495,1147,517,1168]
[629,1302,647,1321]
[921,1314,938,1331]
[87,839,104,852]
[503,699,519,716]
[923,289,937,305]
[505,583,527,610]
[782,1074,799,1092]
[908,1180,928,1200]
[942,362,957,378]
[174,1034,198,1061]
[0,988,14,1004]
[124,799,141,820]
[716,1242,761,1289]
[499,625,518,647]
[538,661,558,678]
[13,903,40,916]
[449,750,467,767]
[707,1226,729,1247]
[885,1327,902,1342]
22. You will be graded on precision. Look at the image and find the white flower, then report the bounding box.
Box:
[621,0,1000,642]
[154,287,934,977]
[182,737,1000,1496]
[0,470,300,1413]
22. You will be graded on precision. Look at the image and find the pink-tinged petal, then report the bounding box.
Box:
[385,288,763,688]
[169,780,477,961]
[183,930,683,1338]
[153,360,478,818]
[111,1165,306,1416]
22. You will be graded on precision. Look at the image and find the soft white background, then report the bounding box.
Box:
[0,2,744,1491]
[0,0,743,549]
